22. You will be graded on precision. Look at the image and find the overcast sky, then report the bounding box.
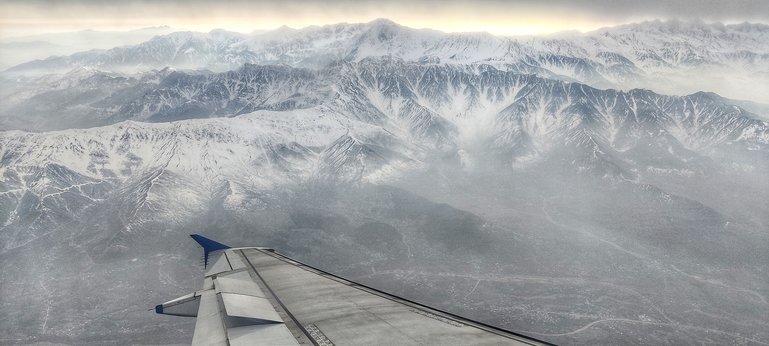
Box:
[2,0,768,38]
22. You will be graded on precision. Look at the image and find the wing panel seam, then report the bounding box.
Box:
[237,249,319,346]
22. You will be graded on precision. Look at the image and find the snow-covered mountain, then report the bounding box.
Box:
[3,60,768,229]
[3,60,767,163]
[2,19,769,346]
[4,55,769,242]
[6,19,769,103]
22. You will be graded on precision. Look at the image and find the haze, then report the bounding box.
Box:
[2,0,769,38]
[1,1,768,345]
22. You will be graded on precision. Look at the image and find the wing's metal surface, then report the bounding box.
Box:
[155,235,552,346]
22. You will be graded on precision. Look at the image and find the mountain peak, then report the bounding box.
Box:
[367,18,399,27]
[275,24,296,31]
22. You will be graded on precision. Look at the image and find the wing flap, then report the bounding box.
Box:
[228,324,300,346]
[191,290,228,346]
[219,292,284,323]
[214,270,266,297]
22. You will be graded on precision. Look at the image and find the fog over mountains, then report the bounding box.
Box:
[0,19,768,345]
[0,26,178,71]
[6,19,769,105]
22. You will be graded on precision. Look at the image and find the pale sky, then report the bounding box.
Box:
[1,0,768,39]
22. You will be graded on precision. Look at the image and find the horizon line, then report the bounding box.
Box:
[3,17,769,41]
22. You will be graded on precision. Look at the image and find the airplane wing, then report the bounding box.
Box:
[155,234,552,346]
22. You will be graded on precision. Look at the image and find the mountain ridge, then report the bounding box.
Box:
[5,19,769,104]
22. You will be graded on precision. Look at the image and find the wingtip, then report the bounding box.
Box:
[189,234,231,268]
[189,234,231,250]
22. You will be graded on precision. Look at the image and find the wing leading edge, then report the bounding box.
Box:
[155,234,552,346]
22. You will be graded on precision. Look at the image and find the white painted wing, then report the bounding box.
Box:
[155,235,550,346]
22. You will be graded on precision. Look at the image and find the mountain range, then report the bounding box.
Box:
[0,26,178,71]
[6,19,769,104]
[0,19,768,345]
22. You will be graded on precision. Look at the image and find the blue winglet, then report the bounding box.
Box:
[190,234,231,268]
